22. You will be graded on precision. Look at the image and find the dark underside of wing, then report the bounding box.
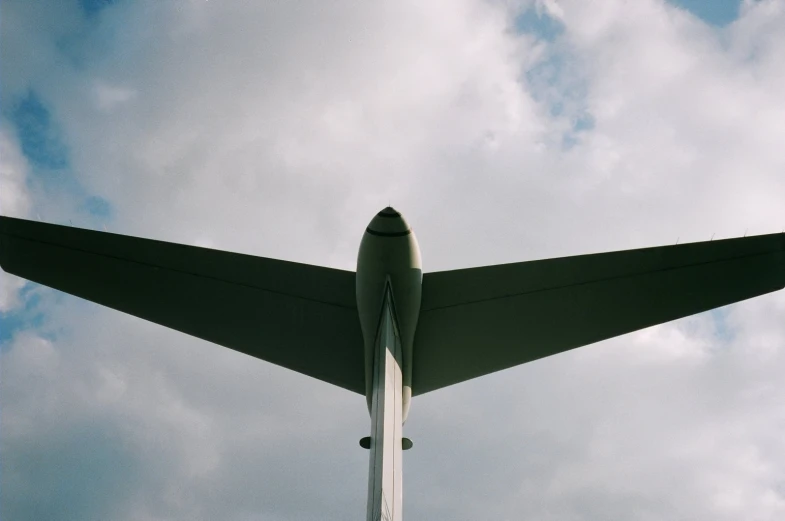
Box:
[412,233,785,395]
[0,216,365,394]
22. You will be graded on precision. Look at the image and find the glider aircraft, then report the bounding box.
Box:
[1,208,784,521]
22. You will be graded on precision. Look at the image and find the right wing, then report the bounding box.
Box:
[413,233,785,395]
[0,216,365,394]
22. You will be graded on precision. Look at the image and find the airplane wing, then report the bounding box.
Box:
[0,216,365,394]
[412,233,785,395]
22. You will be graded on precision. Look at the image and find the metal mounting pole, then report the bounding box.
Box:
[366,293,403,521]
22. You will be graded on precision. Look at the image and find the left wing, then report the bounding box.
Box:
[0,216,365,394]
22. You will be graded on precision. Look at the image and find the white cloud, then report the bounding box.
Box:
[0,125,31,219]
[2,0,784,520]
[92,81,137,111]
[0,125,31,312]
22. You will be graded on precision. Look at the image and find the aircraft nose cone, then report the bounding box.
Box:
[366,207,411,237]
[379,206,400,216]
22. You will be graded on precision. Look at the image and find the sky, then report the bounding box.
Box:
[1,0,784,519]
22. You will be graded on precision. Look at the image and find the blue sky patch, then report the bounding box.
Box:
[84,195,114,219]
[7,89,116,226]
[0,283,87,351]
[80,0,118,17]
[524,47,593,151]
[0,283,49,347]
[10,91,69,171]
[668,0,741,26]
[515,7,564,42]
[709,306,734,343]
[560,113,595,150]
[0,309,29,346]
[573,113,595,132]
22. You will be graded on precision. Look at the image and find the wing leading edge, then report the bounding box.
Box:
[0,216,365,394]
[413,233,785,395]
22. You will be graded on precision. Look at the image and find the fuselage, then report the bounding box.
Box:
[356,207,422,422]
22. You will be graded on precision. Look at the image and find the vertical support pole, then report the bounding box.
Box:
[366,293,403,521]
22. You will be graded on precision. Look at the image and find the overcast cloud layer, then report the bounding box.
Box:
[2,0,784,520]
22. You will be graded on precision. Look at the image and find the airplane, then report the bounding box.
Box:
[1,207,783,521]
